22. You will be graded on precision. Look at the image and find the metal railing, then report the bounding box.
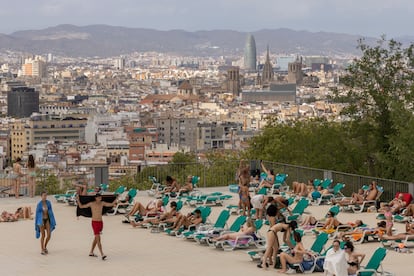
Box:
[131,160,412,201]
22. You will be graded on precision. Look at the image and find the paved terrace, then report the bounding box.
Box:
[0,187,411,276]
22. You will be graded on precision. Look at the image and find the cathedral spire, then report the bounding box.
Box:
[261,45,274,85]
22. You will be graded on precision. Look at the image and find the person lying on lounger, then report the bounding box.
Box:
[338,221,386,241]
[379,193,407,214]
[178,175,194,195]
[169,209,202,232]
[125,198,163,218]
[381,221,414,241]
[212,218,256,241]
[131,201,179,227]
[332,189,365,206]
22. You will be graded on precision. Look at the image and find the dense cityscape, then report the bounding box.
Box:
[0,31,355,190]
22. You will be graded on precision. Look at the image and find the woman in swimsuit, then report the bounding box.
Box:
[35,191,56,255]
[278,231,306,273]
[258,161,275,189]
[258,220,297,269]
[383,205,394,236]
[344,241,365,275]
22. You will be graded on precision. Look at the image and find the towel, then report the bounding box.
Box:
[35,200,56,239]
[323,249,348,276]
[76,195,117,217]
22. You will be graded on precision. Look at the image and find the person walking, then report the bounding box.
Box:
[35,191,56,255]
[76,193,117,260]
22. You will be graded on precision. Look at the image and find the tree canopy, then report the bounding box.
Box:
[247,38,414,182]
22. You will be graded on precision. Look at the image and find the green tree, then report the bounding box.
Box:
[334,37,414,180]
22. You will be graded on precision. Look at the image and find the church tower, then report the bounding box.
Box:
[226,66,241,96]
[287,56,303,84]
[261,45,274,85]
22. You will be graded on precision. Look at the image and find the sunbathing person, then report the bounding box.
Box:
[156,176,180,197]
[278,231,306,273]
[258,161,275,189]
[131,201,179,227]
[213,218,256,242]
[315,211,343,233]
[333,189,365,206]
[405,203,414,218]
[300,214,318,227]
[365,181,378,200]
[292,181,308,197]
[125,198,163,218]
[15,206,33,219]
[1,211,18,222]
[178,175,194,195]
[170,209,202,231]
[381,221,414,241]
[338,221,386,242]
[379,193,407,214]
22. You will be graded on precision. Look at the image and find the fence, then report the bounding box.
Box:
[132,160,413,202]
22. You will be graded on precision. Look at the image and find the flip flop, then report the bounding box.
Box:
[89,253,98,257]
[102,255,107,261]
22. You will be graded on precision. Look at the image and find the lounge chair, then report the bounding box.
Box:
[185,192,232,206]
[174,206,212,238]
[200,215,247,245]
[290,232,329,273]
[270,173,289,194]
[214,219,264,251]
[356,247,393,276]
[351,186,384,213]
[0,186,11,198]
[54,189,76,203]
[184,209,230,240]
[285,197,309,222]
[107,188,138,215]
[313,183,346,205]
[147,176,164,196]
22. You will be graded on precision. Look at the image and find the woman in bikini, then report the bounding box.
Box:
[258,161,275,189]
[126,198,163,218]
[258,220,297,269]
[344,241,365,275]
[213,218,256,241]
[35,191,56,255]
[278,231,306,273]
[383,204,393,236]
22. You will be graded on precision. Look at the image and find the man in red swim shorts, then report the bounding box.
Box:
[92,220,103,235]
[77,193,117,260]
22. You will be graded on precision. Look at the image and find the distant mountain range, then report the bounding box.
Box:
[0,24,410,58]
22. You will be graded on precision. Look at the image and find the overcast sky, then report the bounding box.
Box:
[0,0,412,37]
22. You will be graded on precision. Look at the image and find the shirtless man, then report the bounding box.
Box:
[126,198,163,218]
[334,189,365,206]
[365,181,378,201]
[76,193,117,260]
[170,209,202,231]
[131,201,179,227]
[179,175,194,195]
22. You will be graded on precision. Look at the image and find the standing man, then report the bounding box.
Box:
[77,193,117,260]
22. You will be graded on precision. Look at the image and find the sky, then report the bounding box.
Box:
[0,0,412,38]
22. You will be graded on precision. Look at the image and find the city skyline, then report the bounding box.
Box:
[0,0,413,38]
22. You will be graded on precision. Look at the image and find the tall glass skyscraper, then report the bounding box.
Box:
[244,34,257,71]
